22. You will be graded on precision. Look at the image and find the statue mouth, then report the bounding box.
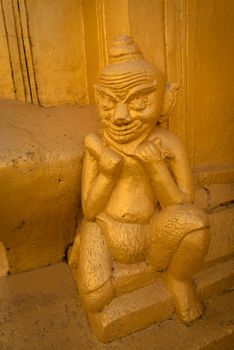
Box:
[107,120,142,136]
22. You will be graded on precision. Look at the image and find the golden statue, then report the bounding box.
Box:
[69,35,210,336]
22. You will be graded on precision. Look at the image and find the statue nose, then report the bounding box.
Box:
[113,102,131,125]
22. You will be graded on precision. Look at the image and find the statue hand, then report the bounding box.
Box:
[99,148,123,177]
[135,141,162,165]
[84,133,103,159]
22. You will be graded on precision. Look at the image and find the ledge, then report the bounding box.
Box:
[0,99,99,273]
[0,262,233,350]
[88,258,234,342]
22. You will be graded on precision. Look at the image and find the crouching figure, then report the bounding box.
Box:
[69,35,210,324]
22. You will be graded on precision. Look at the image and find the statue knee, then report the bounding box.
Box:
[167,228,210,280]
[183,228,210,257]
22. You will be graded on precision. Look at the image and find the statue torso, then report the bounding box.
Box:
[104,151,157,224]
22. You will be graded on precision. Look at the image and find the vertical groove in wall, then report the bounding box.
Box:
[18,0,38,104]
[12,0,29,101]
[96,0,108,68]
[21,0,39,105]
[80,0,90,104]
[178,0,188,147]
[163,0,169,82]
[81,0,100,104]
[164,0,188,146]
[1,0,25,101]
[181,0,189,151]
[0,0,16,98]
[162,0,169,130]
[184,0,195,167]
[1,0,38,104]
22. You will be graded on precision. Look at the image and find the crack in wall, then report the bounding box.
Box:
[203,185,234,213]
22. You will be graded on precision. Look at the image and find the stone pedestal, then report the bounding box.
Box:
[70,196,234,342]
[85,258,234,342]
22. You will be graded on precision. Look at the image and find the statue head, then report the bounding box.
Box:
[94,35,175,145]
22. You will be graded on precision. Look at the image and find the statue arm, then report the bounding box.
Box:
[82,149,123,221]
[147,158,185,207]
[167,137,195,203]
[136,136,194,208]
[81,150,99,213]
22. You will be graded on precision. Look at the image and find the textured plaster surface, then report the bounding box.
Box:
[0,263,233,350]
[194,186,234,266]
[0,99,99,273]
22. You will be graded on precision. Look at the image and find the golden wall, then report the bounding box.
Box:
[1,0,234,182]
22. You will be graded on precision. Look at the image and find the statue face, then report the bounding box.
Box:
[96,83,162,144]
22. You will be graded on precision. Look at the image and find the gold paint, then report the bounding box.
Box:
[0,1,233,344]
[69,35,211,341]
[0,1,233,183]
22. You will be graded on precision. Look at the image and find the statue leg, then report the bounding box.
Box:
[77,219,114,313]
[147,204,210,323]
[166,227,210,323]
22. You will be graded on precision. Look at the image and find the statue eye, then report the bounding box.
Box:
[100,95,116,111]
[128,95,148,111]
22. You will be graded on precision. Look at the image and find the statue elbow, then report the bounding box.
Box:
[82,201,96,221]
[83,208,96,222]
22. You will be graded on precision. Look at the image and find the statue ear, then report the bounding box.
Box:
[159,83,180,123]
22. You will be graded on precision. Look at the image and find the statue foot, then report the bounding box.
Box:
[165,273,204,323]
